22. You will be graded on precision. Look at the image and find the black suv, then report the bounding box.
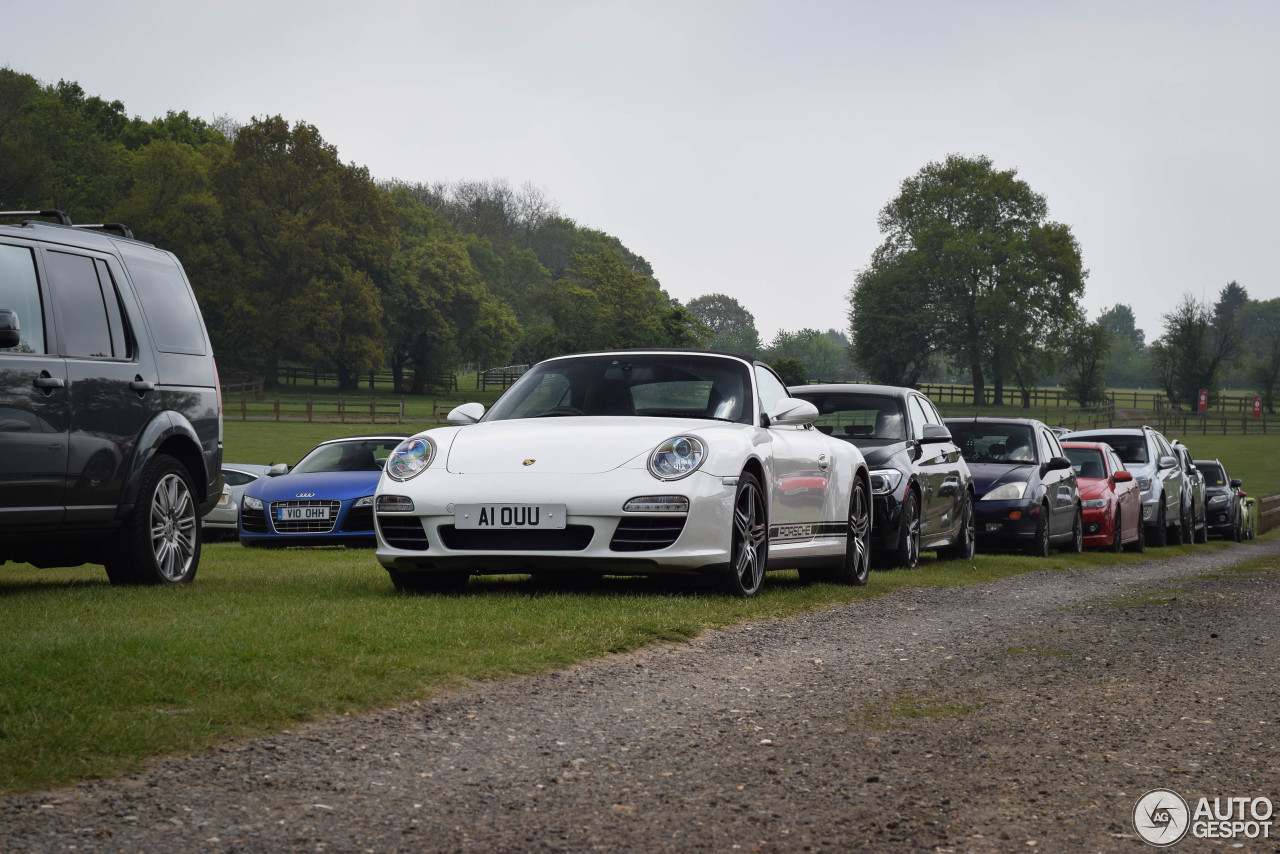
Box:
[0,211,222,584]
[791,383,975,567]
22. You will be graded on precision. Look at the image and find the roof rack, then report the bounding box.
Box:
[0,209,73,225]
[73,223,135,240]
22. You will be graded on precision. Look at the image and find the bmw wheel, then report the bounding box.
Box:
[105,453,201,586]
[724,472,768,597]
[893,490,921,569]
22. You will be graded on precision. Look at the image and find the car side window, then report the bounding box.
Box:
[0,243,47,354]
[44,250,131,360]
[754,366,789,419]
[115,241,206,355]
[906,396,929,439]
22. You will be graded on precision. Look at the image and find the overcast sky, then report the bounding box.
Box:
[4,0,1277,342]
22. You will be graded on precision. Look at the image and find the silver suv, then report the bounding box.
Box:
[1064,425,1188,546]
[0,210,223,584]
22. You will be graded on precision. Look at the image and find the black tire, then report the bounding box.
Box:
[1233,516,1243,542]
[893,489,921,569]
[1149,500,1168,548]
[1170,501,1189,545]
[388,569,469,594]
[1130,515,1146,552]
[940,491,976,562]
[1066,507,1084,553]
[723,472,768,597]
[1027,504,1050,558]
[105,453,201,585]
[1110,511,1123,553]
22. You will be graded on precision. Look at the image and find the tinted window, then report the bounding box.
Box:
[223,470,260,487]
[292,438,404,474]
[1064,446,1106,479]
[45,251,115,358]
[798,392,905,441]
[115,242,206,355]
[1084,434,1148,465]
[0,244,45,354]
[949,422,1036,464]
[1199,463,1227,487]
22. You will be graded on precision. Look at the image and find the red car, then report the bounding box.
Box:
[1062,441,1144,551]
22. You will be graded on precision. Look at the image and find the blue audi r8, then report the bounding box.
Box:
[239,435,407,548]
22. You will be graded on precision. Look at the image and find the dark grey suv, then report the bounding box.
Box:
[0,211,223,584]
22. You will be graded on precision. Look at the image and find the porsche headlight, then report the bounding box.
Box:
[385,436,435,482]
[982,481,1028,501]
[649,436,706,481]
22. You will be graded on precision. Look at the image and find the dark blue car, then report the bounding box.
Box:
[945,417,1082,557]
[239,435,407,548]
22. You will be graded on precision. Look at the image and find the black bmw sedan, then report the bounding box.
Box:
[791,384,975,568]
[944,417,1082,557]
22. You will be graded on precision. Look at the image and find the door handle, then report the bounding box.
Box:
[33,372,64,389]
[130,377,156,392]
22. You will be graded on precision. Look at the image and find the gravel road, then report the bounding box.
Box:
[3,542,1278,853]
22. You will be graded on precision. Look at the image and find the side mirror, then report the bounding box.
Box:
[267,463,290,477]
[0,309,20,349]
[1044,456,1073,473]
[1158,455,1178,469]
[1113,470,1133,483]
[767,397,819,427]
[447,402,485,425]
[1230,478,1242,489]
[920,423,953,444]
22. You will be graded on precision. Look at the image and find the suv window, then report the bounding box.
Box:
[45,251,132,359]
[0,244,46,354]
[115,241,206,355]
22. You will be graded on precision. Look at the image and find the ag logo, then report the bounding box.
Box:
[1134,788,1190,846]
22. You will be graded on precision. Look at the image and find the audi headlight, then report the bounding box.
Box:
[982,481,1028,501]
[385,436,436,481]
[649,436,706,481]
[354,495,374,508]
[1082,498,1108,509]
[868,469,904,495]
[242,495,263,511]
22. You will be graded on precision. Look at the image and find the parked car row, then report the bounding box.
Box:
[200,352,1256,597]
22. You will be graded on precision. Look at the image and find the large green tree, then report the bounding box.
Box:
[210,116,396,388]
[852,154,1086,405]
[687,293,761,355]
[1238,297,1280,413]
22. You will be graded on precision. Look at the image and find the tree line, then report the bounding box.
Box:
[845,154,1280,412]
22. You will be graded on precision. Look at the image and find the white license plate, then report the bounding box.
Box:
[279,506,331,521]
[454,504,566,530]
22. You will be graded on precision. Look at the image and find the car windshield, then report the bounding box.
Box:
[1199,463,1227,487]
[1084,434,1148,465]
[1064,446,1106,479]
[291,439,403,474]
[792,391,906,442]
[483,354,754,424]
[948,423,1037,464]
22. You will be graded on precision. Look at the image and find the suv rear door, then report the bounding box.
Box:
[0,240,68,527]
[42,248,161,524]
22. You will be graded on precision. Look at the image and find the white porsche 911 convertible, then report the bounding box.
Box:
[374,350,871,597]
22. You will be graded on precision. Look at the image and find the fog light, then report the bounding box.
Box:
[377,495,415,512]
[985,523,1003,532]
[624,495,689,513]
